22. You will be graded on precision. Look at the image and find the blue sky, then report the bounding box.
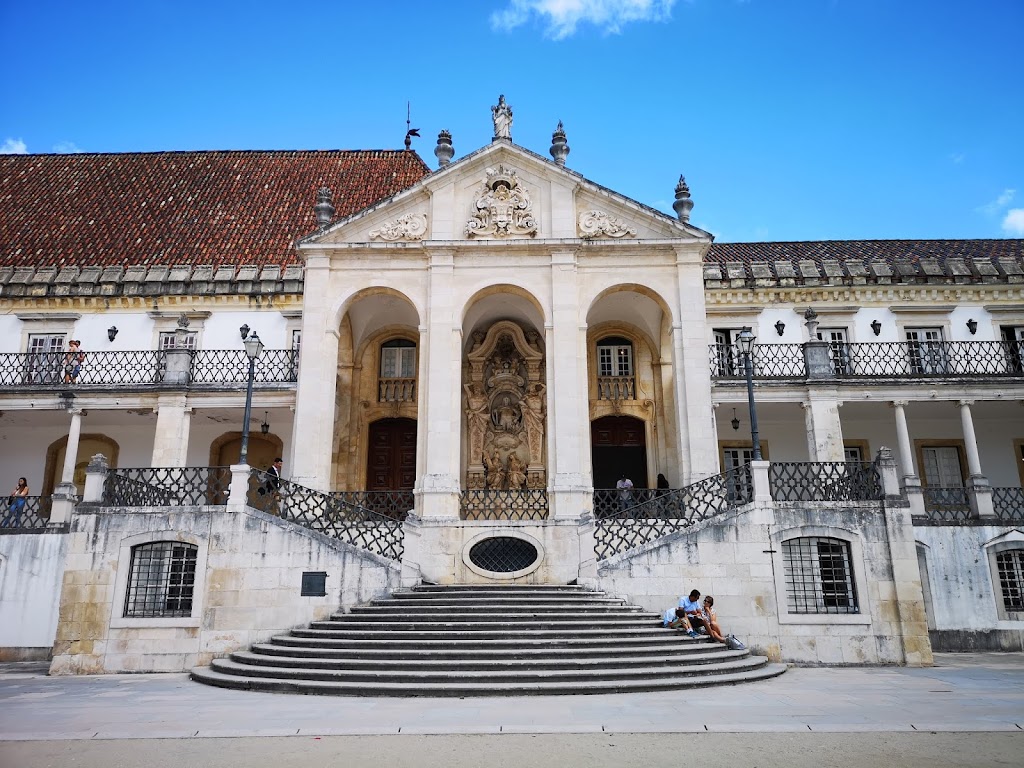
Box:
[2,0,1022,243]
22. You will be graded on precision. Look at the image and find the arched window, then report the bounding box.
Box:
[596,336,634,400]
[781,536,859,614]
[123,541,198,618]
[379,339,417,402]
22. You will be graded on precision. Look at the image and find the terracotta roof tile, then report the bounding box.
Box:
[0,150,430,269]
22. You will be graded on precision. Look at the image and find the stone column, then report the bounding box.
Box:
[673,245,718,482]
[891,400,917,481]
[547,249,590,519]
[801,394,845,462]
[49,407,84,525]
[82,453,109,503]
[151,394,191,467]
[290,251,339,490]
[959,399,995,519]
[416,247,461,518]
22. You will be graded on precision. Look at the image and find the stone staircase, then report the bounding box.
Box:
[190,584,785,696]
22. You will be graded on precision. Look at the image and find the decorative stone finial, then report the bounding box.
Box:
[176,313,190,329]
[491,95,513,141]
[672,175,693,222]
[804,307,819,339]
[314,187,335,228]
[549,121,570,166]
[435,130,454,167]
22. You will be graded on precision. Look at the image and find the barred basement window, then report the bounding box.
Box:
[123,541,198,618]
[995,549,1024,613]
[782,536,859,614]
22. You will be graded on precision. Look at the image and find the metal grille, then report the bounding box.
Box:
[921,486,971,521]
[993,488,1024,523]
[102,467,231,507]
[378,377,416,402]
[0,350,166,386]
[995,550,1024,613]
[327,491,413,520]
[593,465,753,560]
[1,495,51,530]
[123,541,198,618]
[782,536,859,614]
[189,349,298,384]
[708,343,806,379]
[769,462,883,502]
[251,471,403,560]
[596,375,636,400]
[468,536,539,573]
[460,489,549,520]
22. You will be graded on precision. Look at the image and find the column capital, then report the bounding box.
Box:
[890,400,910,408]
[958,399,975,408]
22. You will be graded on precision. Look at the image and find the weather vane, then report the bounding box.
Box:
[404,101,419,151]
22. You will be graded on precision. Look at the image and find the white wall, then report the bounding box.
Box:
[0,533,67,659]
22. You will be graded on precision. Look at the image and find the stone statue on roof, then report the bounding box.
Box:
[492,95,513,140]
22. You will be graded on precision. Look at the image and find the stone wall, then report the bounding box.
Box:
[914,524,1024,652]
[0,532,68,660]
[49,504,399,674]
[597,500,932,666]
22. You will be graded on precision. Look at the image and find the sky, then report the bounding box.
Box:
[1,0,1022,243]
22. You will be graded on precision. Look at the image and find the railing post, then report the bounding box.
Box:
[802,309,836,380]
[903,475,927,519]
[875,446,903,499]
[968,478,996,519]
[82,453,109,503]
[751,460,771,503]
[226,463,252,513]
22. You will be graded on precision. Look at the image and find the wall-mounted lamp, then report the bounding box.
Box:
[774,320,785,337]
[731,408,740,431]
[239,324,250,340]
[107,326,118,342]
[966,318,978,335]
[870,319,882,336]
[260,411,270,435]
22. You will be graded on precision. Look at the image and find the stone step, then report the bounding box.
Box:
[231,648,745,671]
[191,662,788,697]
[290,626,698,641]
[311,617,661,630]
[340,610,654,621]
[262,636,715,654]
[407,584,595,593]
[351,603,643,614]
[209,655,768,684]
[376,595,628,605]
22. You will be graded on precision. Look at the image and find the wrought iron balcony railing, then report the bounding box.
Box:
[0,349,298,388]
[327,490,413,520]
[769,461,883,502]
[920,486,972,522]
[378,377,416,403]
[994,487,1024,522]
[710,340,1024,380]
[597,375,636,400]
[460,488,549,520]
[1,495,52,530]
[101,467,232,507]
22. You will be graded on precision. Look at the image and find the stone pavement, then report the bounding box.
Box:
[0,653,1022,740]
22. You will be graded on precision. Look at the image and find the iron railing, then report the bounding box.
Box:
[250,471,403,560]
[0,350,167,386]
[0,495,52,530]
[920,486,972,522]
[593,464,753,560]
[102,467,231,507]
[709,341,1024,380]
[378,377,416,403]
[327,490,413,521]
[190,349,299,384]
[993,488,1024,523]
[460,489,550,520]
[769,461,883,502]
[597,375,636,400]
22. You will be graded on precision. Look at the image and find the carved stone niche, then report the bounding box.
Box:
[464,320,546,490]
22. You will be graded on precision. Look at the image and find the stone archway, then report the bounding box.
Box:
[209,432,284,474]
[43,434,120,496]
[464,320,546,491]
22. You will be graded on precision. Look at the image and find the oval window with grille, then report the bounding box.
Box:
[468,536,539,574]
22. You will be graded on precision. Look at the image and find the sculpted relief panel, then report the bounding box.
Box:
[464,321,546,490]
[465,165,538,239]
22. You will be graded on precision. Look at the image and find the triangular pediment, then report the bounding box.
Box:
[301,141,710,247]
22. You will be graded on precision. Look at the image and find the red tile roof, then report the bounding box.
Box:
[0,150,431,269]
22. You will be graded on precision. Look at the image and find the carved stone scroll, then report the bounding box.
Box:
[577,210,637,239]
[369,212,428,241]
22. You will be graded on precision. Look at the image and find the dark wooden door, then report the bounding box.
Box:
[591,415,647,490]
[367,418,417,491]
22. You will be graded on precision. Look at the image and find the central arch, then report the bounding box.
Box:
[591,415,648,490]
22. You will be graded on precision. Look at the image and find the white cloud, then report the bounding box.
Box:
[949,152,965,164]
[491,0,678,39]
[1003,208,1024,236]
[978,188,1016,216]
[0,137,28,154]
[52,141,83,154]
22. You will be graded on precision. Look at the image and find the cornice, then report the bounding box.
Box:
[704,284,1024,306]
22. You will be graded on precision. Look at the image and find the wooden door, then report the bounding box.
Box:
[591,415,647,490]
[367,418,417,491]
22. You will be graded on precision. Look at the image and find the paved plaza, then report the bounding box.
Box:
[0,653,1022,767]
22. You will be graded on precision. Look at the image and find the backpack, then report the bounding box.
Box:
[725,634,746,651]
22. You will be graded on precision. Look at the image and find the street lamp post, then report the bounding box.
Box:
[239,331,264,465]
[736,326,762,461]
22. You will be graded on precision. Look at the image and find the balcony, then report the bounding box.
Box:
[378,377,416,403]
[709,340,1024,381]
[597,375,636,400]
[0,349,299,390]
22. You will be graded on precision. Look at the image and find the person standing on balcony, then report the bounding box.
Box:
[6,477,29,527]
[63,340,84,383]
[616,474,634,512]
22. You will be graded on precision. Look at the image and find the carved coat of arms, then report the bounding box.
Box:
[465,166,538,238]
